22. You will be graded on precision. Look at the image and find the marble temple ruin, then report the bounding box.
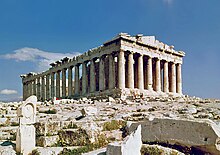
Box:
[20,33,185,101]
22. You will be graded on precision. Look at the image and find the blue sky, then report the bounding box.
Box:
[0,0,220,101]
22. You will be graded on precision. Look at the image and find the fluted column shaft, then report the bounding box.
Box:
[74,65,80,95]
[22,83,25,100]
[138,54,144,90]
[109,54,115,89]
[163,61,169,93]
[56,71,61,98]
[176,63,182,94]
[37,77,41,100]
[155,58,161,91]
[170,63,176,93]
[82,62,87,95]
[51,72,55,98]
[23,83,28,100]
[147,57,153,90]
[68,66,73,97]
[90,59,96,92]
[46,74,50,100]
[127,52,134,89]
[41,76,45,100]
[28,82,32,96]
[99,57,105,91]
[33,80,36,95]
[62,69,67,97]
[118,50,125,89]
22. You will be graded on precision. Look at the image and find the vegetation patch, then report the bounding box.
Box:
[102,120,126,131]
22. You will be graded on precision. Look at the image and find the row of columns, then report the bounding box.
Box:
[23,50,182,101]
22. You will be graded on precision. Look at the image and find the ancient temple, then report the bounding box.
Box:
[21,33,185,101]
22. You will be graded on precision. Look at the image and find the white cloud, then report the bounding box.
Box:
[3,47,80,72]
[0,89,18,95]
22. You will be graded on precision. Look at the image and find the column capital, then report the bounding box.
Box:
[68,65,73,69]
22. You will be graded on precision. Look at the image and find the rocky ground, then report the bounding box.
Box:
[0,95,220,155]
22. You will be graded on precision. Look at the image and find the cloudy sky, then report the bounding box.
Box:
[0,0,220,101]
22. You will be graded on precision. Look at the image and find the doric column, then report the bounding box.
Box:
[37,77,41,100]
[82,62,87,95]
[74,64,80,95]
[56,71,61,98]
[62,68,67,97]
[41,76,45,100]
[138,54,144,90]
[28,82,32,96]
[99,56,105,91]
[51,72,55,98]
[46,74,50,100]
[147,56,153,90]
[163,61,169,93]
[176,63,182,94]
[23,82,28,100]
[68,66,73,97]
[90,59,96,92]
[32,79,36,95]
[118,50,125,89]
[109,54,115,89]
[127,52,134,89]
[170,62,176,93]
[155,58,161,92]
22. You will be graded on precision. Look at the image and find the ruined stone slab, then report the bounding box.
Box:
[129,118,220,155]
[106,125,142,155]
[0,145,16,155]
[121,125,142,155]
[36,135,59,147]
[35,121,61,136]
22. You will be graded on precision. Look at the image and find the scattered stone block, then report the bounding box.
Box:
[106,125,142,155]
[36,135,59,147]
[0,145,16,155]
[81,106,98,116]
[129,118,220,155]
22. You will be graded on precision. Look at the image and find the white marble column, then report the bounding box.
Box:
[127,52,134,89]
[99,57,105,91]
[41,76,45,100]
[32,80,36,95]
[118,50,125,89]
[23,82,28,100]
[147,56,153,90]
[51,72,55,98]
[138,54,144,90]
[109,54,115,89]
[155,58,161,92]
[170,62,176,93]
[46,74,50,100]
[82,62,87,95]
[28,81,32,97]
[74,65,80,95]
[90,59,96,92]
[163,61,169,93]
[37,77,41,100]
[176,63,182,94]
[68,66,73,97]
[56,71,61,98]
[62,68,67,97]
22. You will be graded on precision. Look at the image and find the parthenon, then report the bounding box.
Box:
[21,33,185,101]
